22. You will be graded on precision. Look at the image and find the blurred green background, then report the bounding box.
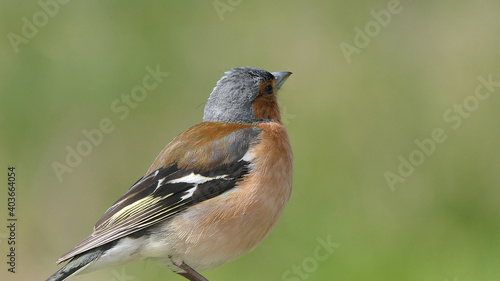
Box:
[1,1,500,281]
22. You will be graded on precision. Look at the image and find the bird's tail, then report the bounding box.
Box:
[45,250,102,281]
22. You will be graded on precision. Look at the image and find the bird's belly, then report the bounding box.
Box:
[145,123,293,271]
[146,180,291,271]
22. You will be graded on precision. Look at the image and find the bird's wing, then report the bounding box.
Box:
[57,122,262,263]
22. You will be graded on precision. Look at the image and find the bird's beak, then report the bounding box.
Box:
[272,72,292,89]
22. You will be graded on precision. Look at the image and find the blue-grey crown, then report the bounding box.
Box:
[203,67,275,124]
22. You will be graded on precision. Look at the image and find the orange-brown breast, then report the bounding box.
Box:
[165,121,293,269]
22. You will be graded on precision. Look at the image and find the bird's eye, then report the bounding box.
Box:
[264,84,273,95]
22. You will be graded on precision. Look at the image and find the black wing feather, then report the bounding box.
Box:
[57,126,257,264]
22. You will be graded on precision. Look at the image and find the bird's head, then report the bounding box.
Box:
[203,67,292,124]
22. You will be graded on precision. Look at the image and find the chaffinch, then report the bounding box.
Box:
[46,67,293,281]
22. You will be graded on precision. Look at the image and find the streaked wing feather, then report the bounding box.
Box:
[57,124,261,263]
